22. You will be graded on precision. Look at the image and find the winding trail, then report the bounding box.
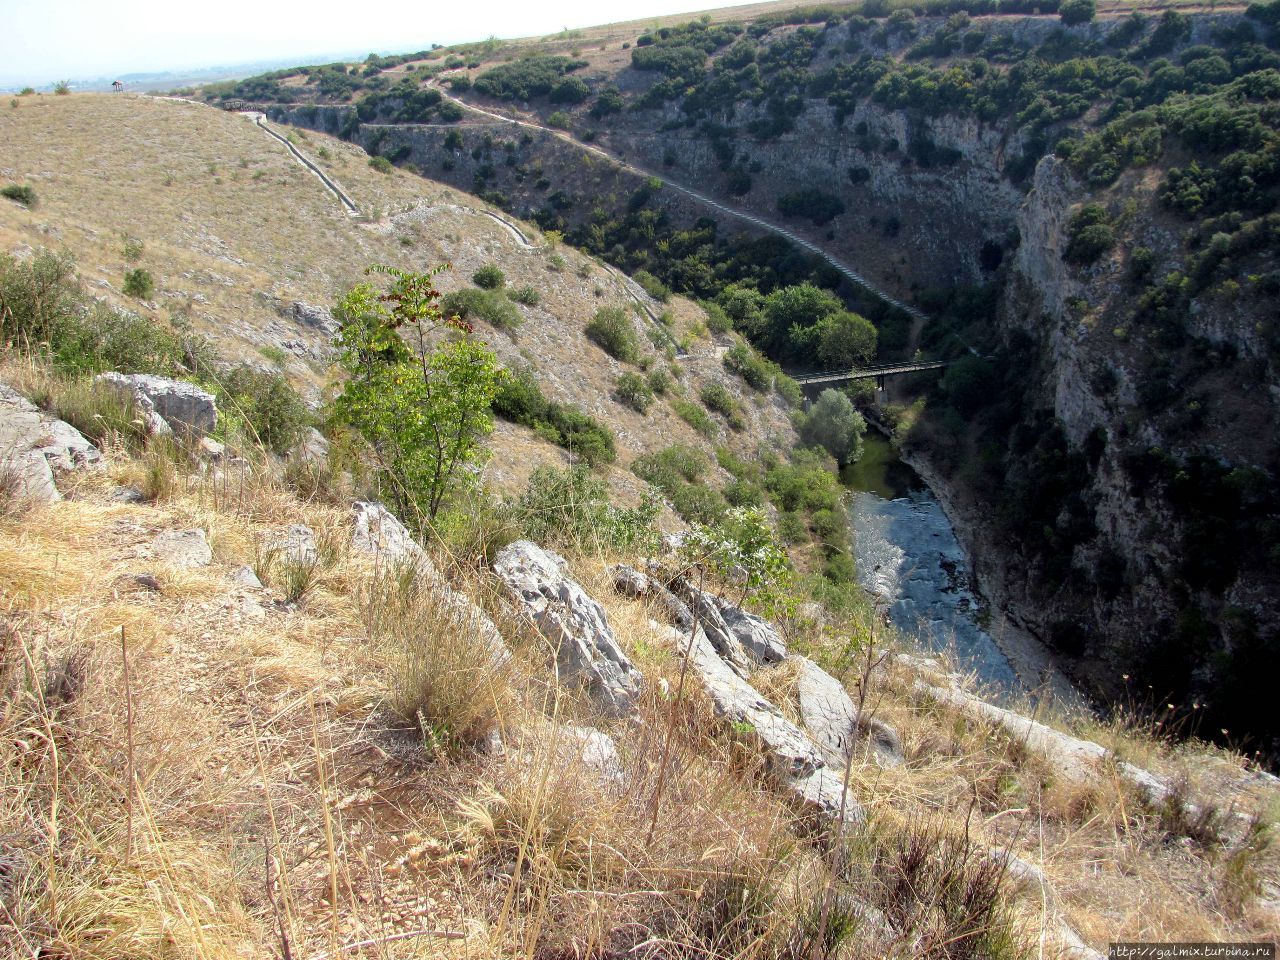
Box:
[418,81,928,324]
[245,112,360,216]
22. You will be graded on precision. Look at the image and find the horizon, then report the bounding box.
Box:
[0,0,768,88]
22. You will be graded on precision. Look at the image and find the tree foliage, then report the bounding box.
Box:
[334,264,505,525]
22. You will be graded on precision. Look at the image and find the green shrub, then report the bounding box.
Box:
[723,342,773,392]
[632,445,727,524]
[1059,0,1096,24]
[213,363,310,454]
[121,235,144,262]
[492,365,616,465]
[53,80,70,95]
[700,382,746,431]
[1,185,36,208]
[122,268,154,300]
[646,368,671,396]
[798,388,866,464]
[1064,204,1114,265]
[615,371,654,413]
[509,285,541,305]
[547,111,572,129]
[585,305,641,363]
[472,263,505,289]
[507,465,659,553]
[672,398,717,438]
[442,287,522,331]
[634,269,672,302]
[703,302,733,334]
[369,155,394,173]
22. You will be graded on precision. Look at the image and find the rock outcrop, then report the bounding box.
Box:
[153,528,213,568]
[494,541,643,717]
[350,501,428,569]
[716,599,787,665]
[795,656,903,768]
[95,373,217,437]
[0,383,101,502]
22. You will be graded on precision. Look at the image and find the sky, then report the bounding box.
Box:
[0,0,764,86]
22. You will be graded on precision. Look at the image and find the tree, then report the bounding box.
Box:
[799,388,866,465]
[334,265,505,526]
[762,283,844,354]
[814,310,877,368]
[1060,0,1097,25]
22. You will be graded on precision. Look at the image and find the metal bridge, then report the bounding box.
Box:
[792,360,950,390]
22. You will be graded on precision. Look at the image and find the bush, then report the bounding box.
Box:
[122,268,154,300]
[442,287,522,330]
[493,365,617,465]
[798,388,866,464]
[632,445,727,524]
[53,80,70,95]
[634,269,672,302]
[472,263,505,289]
[585,306,641,363]
[369,155,393,173]
[213,363,310,454]
[700,382,746,431]
[703,302,733,334]
[1064,203,1114,265]
[672,398,718,438]
[777,188,846,226]
[615,371,654,413]
[1,185,36,208]
[1060,0,1096,24]
[547,111,572,129]
[509,285,541,305]
[507,465,659,553]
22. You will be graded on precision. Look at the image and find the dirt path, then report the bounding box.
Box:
[423,82,928,324]
[245,113,360,216]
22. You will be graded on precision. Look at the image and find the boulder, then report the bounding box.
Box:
[668,579,752,677]
[795,656,903,768]
[656,623,861,823]
[153,528,212,568]
[716,599,787,665]
[916,680,1174,809]
[95,373,217,437]
[229,565,263,589]
[289,301,339,336]
[0,382,101,502]
[611,563,695,629]
[494,541,642,718]
[351,501,430,570]
[300,427,329,463]
[264,524,317,566]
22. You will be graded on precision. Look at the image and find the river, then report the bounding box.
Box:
[843,432,1021,693]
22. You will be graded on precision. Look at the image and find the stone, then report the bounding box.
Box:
[610,563,652,599]
[0,382,102,503]
[559,725,625,787]
[95,373,217,437]
[129,573,162,592]
[198,437,225,460]
[264,524,317,566]
[916,680,1176,809]
[716,599,787,665]
[494,541,642,718]
[109,486,145,504]
[351,501,429,570]
[668,579,752,677]
[230,565,263,589]
[795,656,903,768]
[300,427,329,463]
[611,563,695,629]
[289,301,339,336]
[153,528,212,568]
[655,623,861,823]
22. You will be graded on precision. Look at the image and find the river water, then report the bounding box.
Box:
[843,433,1020,693]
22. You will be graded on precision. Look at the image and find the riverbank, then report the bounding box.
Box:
[857,405,1088,711]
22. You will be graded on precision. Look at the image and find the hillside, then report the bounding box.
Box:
[1,49,1280,960]
[210,0,1280,763]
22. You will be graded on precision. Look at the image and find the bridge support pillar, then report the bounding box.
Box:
[876,374,886,391]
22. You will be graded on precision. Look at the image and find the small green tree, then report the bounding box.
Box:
[1060,0,1097,25]
[799,388,866,465]
[682,506,793,607]
[122,268,154,299]
[334,264,505,525]
[53,80,71,95]
[472,263,505,289]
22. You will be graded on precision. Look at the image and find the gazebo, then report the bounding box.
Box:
[112,80,123,92]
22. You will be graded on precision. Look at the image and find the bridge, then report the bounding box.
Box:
[792,360,950,391]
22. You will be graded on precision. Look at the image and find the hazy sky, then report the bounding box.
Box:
[1,0,762,86]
